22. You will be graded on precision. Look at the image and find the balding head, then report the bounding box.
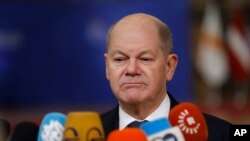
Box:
[106,13,173,56]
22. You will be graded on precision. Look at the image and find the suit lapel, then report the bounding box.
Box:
[168,92,179,110]
[101,105,119,138]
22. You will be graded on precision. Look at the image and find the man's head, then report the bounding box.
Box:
[104,13,178,108]
[106,13,173,57]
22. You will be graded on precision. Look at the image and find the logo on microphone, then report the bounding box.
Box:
[63,127,104,141]
[63,127,80,141]
[41,120,64,141]
[152,133,178,141]
[178,109,200,134]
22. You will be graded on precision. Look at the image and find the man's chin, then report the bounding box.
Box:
[122,96,143,105]
[118,91,146,104]
[126,99,141,104]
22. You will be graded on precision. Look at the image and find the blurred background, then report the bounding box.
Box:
[0,0,249,128]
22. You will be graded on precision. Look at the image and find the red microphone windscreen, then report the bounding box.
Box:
[107,128,147,141]
[169,102,208,141]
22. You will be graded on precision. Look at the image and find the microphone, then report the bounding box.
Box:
[107,128,147,141]
[37,112,66,141]
[63,111,105,141]
[140,117,185,141]
[169,102,208,141]
[0,118,11,141]
[8,121,39,141]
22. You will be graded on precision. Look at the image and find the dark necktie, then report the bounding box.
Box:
[127,120,148,128]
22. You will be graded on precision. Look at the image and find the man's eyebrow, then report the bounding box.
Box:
[109,49,155,57]
[138,50,154,56]
[109,49,127,56]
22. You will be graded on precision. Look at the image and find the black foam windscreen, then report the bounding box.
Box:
[8,121,39,141]
[0,118,11,141]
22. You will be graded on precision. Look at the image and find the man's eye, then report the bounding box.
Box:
[114,58,125,62]
[140,58,153,61]
[113,57,127,65]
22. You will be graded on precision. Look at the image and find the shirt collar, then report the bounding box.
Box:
[119,94,170,129]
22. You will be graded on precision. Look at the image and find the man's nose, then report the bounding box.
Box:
[126,59,140,76]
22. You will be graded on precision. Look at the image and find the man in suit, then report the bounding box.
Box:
[101,13,231,141]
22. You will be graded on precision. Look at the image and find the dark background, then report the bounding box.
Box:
[0,0,249,126]
[0,0,191,125]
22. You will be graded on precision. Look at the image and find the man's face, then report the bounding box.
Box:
[105,22,175,105]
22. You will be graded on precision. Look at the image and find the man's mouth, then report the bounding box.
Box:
[122,82,145,88]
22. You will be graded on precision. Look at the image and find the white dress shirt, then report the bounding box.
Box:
[119,94,170,129]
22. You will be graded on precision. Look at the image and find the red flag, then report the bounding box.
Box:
[226,8,250,83]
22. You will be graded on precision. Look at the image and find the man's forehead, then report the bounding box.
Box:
[110,16,160,46]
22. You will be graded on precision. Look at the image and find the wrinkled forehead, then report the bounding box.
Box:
[109,25,160,53]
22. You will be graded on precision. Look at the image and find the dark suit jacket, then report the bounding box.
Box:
[101,93,231,141]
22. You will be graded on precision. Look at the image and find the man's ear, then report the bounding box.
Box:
[104,53,110,80]
[166,54,178,81]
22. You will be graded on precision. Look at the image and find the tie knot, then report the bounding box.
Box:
[127,120,148,128]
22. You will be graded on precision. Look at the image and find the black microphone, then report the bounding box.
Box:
[8,121,39,141]
[0,118,11,141]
